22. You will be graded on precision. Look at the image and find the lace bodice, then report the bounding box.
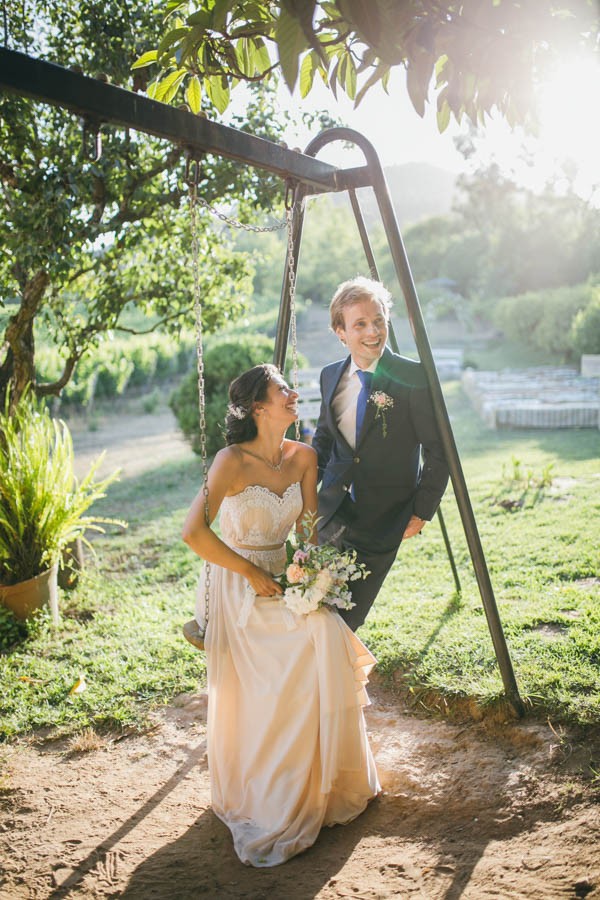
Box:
[220,482,303,549]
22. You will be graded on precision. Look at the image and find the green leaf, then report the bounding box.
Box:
[344,53,357,100]
[252,36,272,73]
[329,56,340,99]
[187,9,211,28]
[146,78,160,100]
[356,47,376,74]
[185,75,202,114]
[205,75,230,114]
[406,43,434,116]
[154,68,187,103]
[354,61,386,107]
[437,98,451,132]
[381,66,390,93]
[299,52,316,98]
[211,0,234,30]
[338,0,382,48]
[235,37,254,76]
[406,62,426,117]
[157,26,189,61]
[275,6,307,91]
[434,53,448,78]
[132,50,158,70]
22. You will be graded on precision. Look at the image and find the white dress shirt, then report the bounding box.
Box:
[331,358,378,450]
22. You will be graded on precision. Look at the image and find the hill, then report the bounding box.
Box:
[345,161,458,229]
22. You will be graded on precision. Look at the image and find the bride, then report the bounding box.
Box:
[182,363,380,867]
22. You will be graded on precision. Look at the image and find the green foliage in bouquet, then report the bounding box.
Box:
[0,391,125,586]
[278,512,369,616]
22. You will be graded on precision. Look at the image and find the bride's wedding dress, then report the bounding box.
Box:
[196,481,380,867]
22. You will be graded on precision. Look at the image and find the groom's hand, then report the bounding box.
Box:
[402,515,426,540]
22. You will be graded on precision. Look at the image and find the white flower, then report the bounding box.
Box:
[369,391,394,438]
[279,512,368,616]
[315,568,333,595]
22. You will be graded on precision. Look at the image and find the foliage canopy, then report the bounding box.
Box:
[0,1,292,407]
[144,0,599,130]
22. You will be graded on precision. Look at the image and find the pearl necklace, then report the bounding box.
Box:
[240,446,285,472]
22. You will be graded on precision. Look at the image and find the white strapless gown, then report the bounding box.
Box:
[195,482,380,867]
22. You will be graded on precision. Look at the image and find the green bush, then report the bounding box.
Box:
[493,283,594,360]
[570,286,600,356]
[36,333,196,408]
[170,334,276,456]
[0,605,27,652]
[170,334,307,457]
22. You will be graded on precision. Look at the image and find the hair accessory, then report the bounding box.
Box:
[227,404,247,420]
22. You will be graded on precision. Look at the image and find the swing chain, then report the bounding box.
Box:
[188,165,211,633]
[196,195,288,233]
[284,180,301,440]
[81,116,103,162]
[186,163,301,637]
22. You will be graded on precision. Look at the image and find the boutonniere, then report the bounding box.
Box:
[369,391,394,438]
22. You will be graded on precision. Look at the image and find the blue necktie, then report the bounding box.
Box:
[355,369,373,447]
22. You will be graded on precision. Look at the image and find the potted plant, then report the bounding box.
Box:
[0,390,123,623]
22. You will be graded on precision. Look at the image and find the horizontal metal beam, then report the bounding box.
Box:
[0,48,340,192]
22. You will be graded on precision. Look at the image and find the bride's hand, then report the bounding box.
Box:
[246,565,283,597]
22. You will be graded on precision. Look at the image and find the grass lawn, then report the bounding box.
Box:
[1,383,599,740]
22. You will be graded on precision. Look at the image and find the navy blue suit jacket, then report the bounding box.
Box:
[313,347,449,553]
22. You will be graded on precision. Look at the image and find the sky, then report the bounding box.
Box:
[246,54,600,204]
[273,67,466,173]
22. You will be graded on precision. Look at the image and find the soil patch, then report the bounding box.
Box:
[1,691,599,899]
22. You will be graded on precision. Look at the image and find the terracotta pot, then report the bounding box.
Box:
[0,564,59,624]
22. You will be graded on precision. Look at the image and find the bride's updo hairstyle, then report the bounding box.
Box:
[225,363,280,445]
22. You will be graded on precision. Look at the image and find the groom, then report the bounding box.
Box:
[313,277,450,631]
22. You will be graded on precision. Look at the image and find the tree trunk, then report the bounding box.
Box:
[0,270,49,410]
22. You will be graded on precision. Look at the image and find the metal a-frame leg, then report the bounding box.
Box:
[276,127,524,718]
[347,188,462,596]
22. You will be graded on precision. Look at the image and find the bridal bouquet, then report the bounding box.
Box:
[277,513,369,616]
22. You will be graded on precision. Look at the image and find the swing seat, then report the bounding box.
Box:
[183,619,206,651]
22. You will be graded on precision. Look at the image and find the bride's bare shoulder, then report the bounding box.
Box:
[285,440,317,467]
[211,445,243,477]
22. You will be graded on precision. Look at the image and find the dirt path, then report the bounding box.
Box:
[2,694,599,899]
[1,406,599,899]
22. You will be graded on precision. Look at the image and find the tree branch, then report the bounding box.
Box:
[113,306,192,335]
[35,352,80,398]
[102,189,185,230]
[66,264,98,286]
[89,172,107,226]
[0,161,18,188]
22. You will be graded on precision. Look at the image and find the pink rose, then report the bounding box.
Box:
[286,563,305,584]
[293,549,309,564]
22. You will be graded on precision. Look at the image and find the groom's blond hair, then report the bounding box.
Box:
[329,277,393,332]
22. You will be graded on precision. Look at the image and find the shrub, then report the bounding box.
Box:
[35,333,196,408]
[493,283,593,360]
[570,287,600,356]
[170,334,305,457]
[170,334,276,456]
[0,605,27,652]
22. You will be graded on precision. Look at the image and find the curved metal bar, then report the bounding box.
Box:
[296,127,524,716]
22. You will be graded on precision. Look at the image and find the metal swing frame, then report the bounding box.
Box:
[0,47,524,716]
